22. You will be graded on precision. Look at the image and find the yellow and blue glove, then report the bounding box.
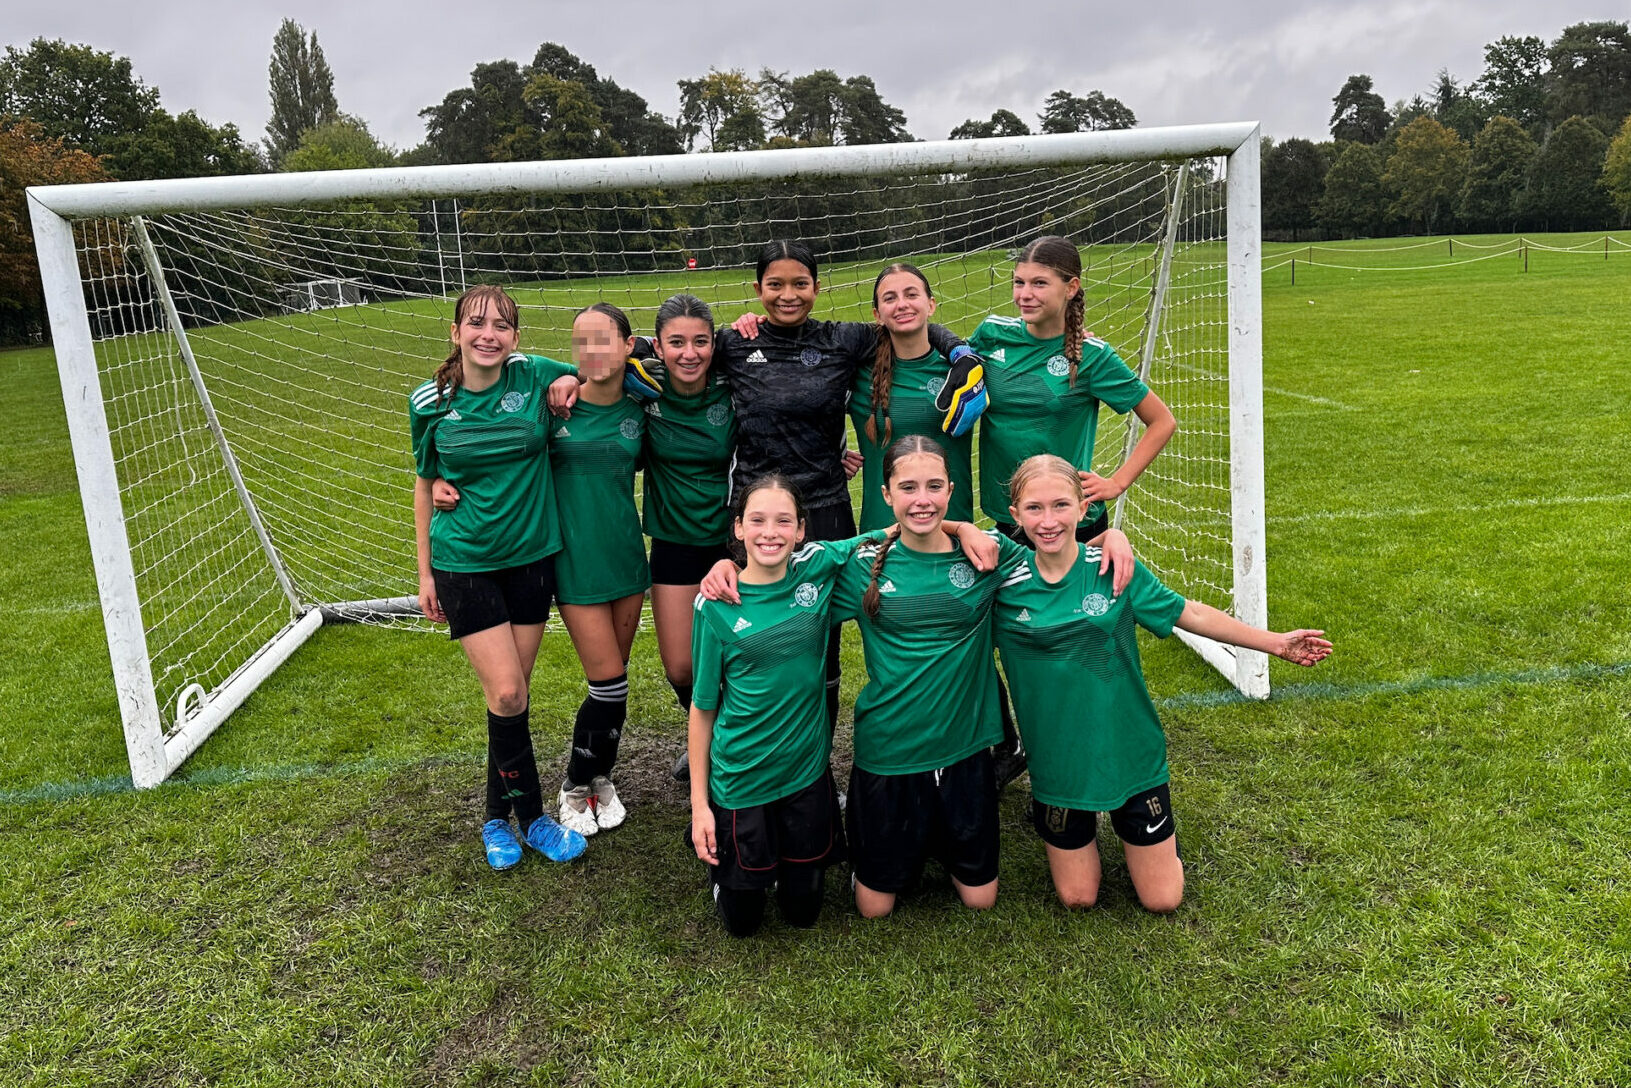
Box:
[936,346,988,438]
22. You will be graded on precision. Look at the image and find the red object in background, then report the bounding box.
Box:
[686,257,698,269]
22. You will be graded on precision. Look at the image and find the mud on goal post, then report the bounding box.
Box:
[27,123,1266,788]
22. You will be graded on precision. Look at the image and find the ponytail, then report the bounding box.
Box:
[1063,289,1086,388]
[861,534,897,619]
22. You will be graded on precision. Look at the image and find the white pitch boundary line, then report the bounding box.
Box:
[1270,490,1631,526]
[1263,385,1360,410]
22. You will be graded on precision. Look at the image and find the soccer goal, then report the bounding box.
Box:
[28,123,1266,788]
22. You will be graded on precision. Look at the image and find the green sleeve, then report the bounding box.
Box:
[994,531,1030,576]
[690,599,725,712]
[522,353,577,389]
[1080,339,1150,414]
[1126,561,1187,638]
[969,319,995,355]
[409,403,440,480]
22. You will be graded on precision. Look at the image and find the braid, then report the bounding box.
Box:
[861,534,897,618]
[866,324,895,447]
[1064,290,1086,388]
[433,350,463,405]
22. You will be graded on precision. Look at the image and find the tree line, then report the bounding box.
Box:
[1266,23,1631,239]
[3,19,1628,343]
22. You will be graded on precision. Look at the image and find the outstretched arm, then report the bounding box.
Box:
[1174,600,1332,666]
[688,704,719,864]
[413,477,444,623]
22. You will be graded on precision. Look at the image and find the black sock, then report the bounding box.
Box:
[566,672,628,784]
[670,680,693,713]
[776,865,826,929]
[487,707,542,827]
[714,883,767,938]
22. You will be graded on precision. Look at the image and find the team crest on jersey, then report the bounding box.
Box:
[926,376,945,397]
[706,403,730,427]
[732,616,752,633]
[500,390,530,413]
[1081,593,1110,616]
[794,582,819,607]
[619,418,640,440]
[1046,355,1070,377]
[747,349,768,364]
[445,408,461,421]
[948,562,976,589]
[1016,608,1031,622]
[800,348,822,367]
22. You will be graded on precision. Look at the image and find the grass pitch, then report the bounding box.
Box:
[2,233,1629,1086]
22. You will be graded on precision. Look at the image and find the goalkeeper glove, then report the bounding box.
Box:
[936,346,988,438]
[623,355,663,401]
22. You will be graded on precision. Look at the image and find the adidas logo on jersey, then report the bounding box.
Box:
[646,403,663,418]
[554,425,571,437]
[878,579,897,595]
[445,409,461,421]
[988,348,1006,362]
[732,617,752,632]
[747,349,768,364]
[1016,608,1031,622]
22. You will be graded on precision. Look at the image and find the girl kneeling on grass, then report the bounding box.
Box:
[409,285,587,870]
[691,474,1001,935]
[994,454,1332,912]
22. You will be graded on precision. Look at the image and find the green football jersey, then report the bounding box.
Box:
[549,395,650,605]
[833,531,1030,775]
[969,316,1149,528]
[409,352,575,573]
[692,534,884,808]
[993,547,1186,811]
[641,374,735,546]
[849,349,975,531]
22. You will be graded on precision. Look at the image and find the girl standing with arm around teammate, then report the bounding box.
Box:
[409,285,587,870]
[973,235,1177,542]
[638,294,736,780]
[548,303,650,839]
[994,455,1331,912]
[849,263,976,531]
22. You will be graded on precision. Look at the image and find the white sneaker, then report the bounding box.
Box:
[557,783,599,837]
[590,775,626,830]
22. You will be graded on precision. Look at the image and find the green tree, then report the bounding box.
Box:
[420,61,528,164]
[1330,74,1391,143]
[1038,89,1135,133]
[1522,115,1614,229]
[1471,36,1548,133]
[949,109,1031,139]
[525,74,619,159]
[759,68,910,146]
[1316,141,1389,237]
[103,110,263,180]
[1545,21,1631,133]
[528,43,680,156]
[1603,113,1631,224]
[1429,70,1489,141]
[1261,137,1330,239]
[282,115,395,171]
[0,38,160,156]
[1384,117,1469,232]
[1458,116,1538,230]
[677,68,764,151]
[265,19,339,166]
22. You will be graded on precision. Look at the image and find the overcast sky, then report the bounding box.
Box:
[8,1,1620,153]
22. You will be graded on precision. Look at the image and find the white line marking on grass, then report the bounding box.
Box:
[1263,385,1360,410]
[6,661,1628,806]
[16,601,98,615]
[1269,491,1631,526]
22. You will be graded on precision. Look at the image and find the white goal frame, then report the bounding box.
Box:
[29,123,1267,788]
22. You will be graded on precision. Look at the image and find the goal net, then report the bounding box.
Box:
[29,125,1265,787]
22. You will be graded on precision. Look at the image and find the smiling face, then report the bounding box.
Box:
[1012,261,1079,334]
[571,308,632,384]
[873,269,936,339]
[1010,472,1088,555]
[756,258,819,327]
[884,451,952,541]
[734,484,805,575]
[451,297,519,371]
[655,315,713,394]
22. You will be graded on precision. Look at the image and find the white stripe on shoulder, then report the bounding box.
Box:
[791,542,823,562]
[982,315,1024,328]
[410,381,442,410]
[1083,546,1103,561]
[856,541,882,560]
[1084,335,1109,349]
[1000,567,1033,587]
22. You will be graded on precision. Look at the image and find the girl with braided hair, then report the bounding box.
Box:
[971,235,1177,545]
[848,264,976,532]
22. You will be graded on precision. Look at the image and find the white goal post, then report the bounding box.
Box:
[29,123,1266,788]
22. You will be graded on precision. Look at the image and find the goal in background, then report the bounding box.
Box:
[28,124,1266,788]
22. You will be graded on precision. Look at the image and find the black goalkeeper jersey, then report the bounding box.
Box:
[714,319,964,511]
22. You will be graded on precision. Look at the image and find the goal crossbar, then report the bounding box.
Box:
[29,123,1267,788]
